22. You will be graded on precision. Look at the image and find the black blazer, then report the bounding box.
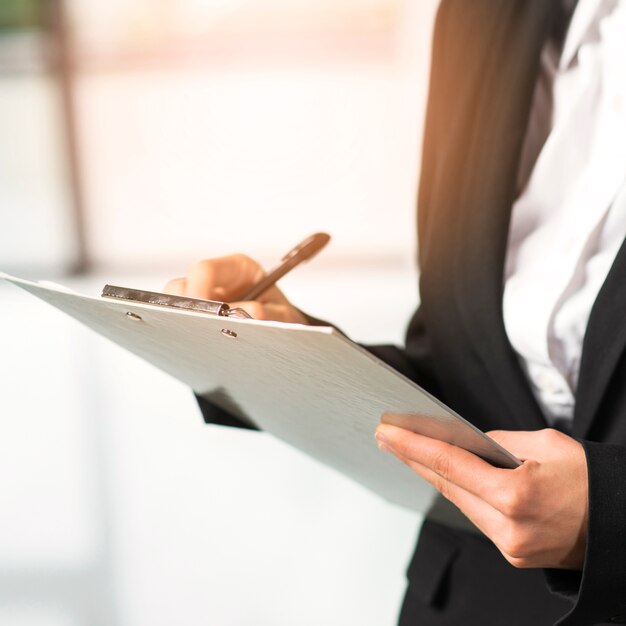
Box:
[198,1,626,624]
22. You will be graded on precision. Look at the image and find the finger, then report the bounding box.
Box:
[186,254,265,300]
[382,444,506,538]
[486,429,568,462]
[229,301,308,324]
[386,448,572,569]
[253,284,293,306]
[163,278,187,295]
[376,423,512,507]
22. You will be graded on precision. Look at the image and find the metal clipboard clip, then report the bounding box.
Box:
[101,285,253,319]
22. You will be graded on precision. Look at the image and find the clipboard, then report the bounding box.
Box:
[1,273,520,513]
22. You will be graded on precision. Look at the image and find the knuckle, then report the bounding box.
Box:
[538,427,561,446]
[231,253,264,284]
[246,302,265,319]
[188,258,215,277]
[233,252,251,265]
[538,427,553,440]
[521,459,540,475]
[498,525,533,561]
[163,279,179,293]
[503,554,532,569]
[498,492,520,518]
[497,481,530,518]
[430,449,452,479]
[233,253,260,271]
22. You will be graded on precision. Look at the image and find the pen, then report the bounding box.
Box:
[239,232,331,301]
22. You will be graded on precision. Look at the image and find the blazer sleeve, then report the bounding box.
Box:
[545,441,626,626]
[195,304,441,429]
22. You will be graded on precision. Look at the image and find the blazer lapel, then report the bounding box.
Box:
[451,0,561,430]
[573,239,626,439]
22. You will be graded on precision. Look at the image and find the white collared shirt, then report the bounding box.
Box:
[503,0,626,425]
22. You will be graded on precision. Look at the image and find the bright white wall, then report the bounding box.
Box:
[74,1,437,269]
[0,74,77,273]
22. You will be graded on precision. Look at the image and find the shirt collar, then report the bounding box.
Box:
[559,0,618,69]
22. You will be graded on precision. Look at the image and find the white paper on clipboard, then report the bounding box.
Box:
[2,272,520,513]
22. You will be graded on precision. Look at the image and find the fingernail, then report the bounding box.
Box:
[375,430,389,447]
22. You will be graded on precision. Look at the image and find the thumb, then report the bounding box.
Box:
[486,429,541,461]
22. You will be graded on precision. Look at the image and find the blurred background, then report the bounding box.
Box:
[0,1,439,624]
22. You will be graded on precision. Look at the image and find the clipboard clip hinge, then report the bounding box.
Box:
[223,306,252,319]
[102,285,253,319]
